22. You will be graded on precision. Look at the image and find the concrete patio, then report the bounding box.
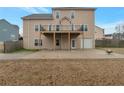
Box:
[0,49,124,60]
[22,49,124,59]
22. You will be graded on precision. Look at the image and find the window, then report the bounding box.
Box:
[56,25,60,31]
[56,11,60,19]
[48,25,52,31]
[80,25,84,31]
[40,25,44,31]
[35,25,39,31]
[35,25,44,31]
[70,11,75,19]
[34,39,38,46]
[72,40,75,47]
[84,25,88,31]
[71,39,76,48]
[11,34,15,38]
[11,34,16,40]
[34,39,42,46]
[81,24,88,31]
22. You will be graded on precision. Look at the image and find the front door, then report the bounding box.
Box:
[71,39,76,49]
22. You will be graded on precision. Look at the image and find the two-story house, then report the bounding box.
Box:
[0,19,19,42]
[22,7,96,50]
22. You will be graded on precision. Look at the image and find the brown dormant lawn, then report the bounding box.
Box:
[0,59,124,85]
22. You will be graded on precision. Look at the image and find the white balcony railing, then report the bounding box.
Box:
[38,25,85,31]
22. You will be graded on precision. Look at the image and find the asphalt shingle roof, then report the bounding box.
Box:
[22,14,53,20]
[52,7,96,10]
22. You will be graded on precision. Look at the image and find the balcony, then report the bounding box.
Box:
[38,25,86,33]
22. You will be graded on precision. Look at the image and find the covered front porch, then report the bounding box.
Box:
[43,32,81,50]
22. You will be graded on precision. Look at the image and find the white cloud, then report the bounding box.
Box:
[19,7,50,13]
[97,20,124,34]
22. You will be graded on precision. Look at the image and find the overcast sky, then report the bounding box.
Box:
[0,7,124,35]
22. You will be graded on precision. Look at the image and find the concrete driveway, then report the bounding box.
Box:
[0,49,124,60]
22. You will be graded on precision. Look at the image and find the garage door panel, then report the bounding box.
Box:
[81,39,93,48]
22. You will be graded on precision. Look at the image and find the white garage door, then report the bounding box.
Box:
[84,39,93,48]
[81,39,93,48]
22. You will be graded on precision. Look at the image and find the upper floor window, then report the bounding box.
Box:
[35,24,44,32]
[81,24,88,31]
[70,11,75,19]
[48,25,52,31]
[56,25,60,31]
[40,25,44,31]
[35,25,39,31]
[55,11,60,19]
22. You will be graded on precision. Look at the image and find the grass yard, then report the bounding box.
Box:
[0,59,124,85]
[9,48,39,53]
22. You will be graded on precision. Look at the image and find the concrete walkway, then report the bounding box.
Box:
[0,49,124,60]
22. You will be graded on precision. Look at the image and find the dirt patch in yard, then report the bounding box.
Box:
[0,59,124,85]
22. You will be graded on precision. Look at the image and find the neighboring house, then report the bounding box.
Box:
[22,7,96,50]
[0,19,19,41]
[104,34,113,40]
[95,26,104,40]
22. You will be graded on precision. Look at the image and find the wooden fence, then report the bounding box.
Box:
[0,42,4,52]
[95,39,124,47]
[0,40,23,53]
